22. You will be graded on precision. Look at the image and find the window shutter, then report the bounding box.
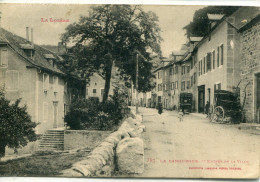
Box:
[1,50,8,67]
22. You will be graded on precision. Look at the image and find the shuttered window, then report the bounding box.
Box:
[53,76,58,92]
[212,50,215,69]
[0,50,8,67]
[207,53,211,72]
[43,73,49,91]
[220,44,224,65]
[5,70,19,90]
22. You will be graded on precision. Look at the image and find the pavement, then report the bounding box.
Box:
[134,107,260,179]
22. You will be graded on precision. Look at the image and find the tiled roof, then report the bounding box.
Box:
[228,7,260,31]
[0,28,64,75]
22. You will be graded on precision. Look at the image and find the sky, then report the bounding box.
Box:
[0,4,205,57]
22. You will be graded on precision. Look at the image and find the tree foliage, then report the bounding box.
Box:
[0,90,37,158]
[183,6,240,37]
[64,87,127,130]
[61,5,162,101]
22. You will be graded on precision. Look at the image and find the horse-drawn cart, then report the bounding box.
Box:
[210,90,241,123]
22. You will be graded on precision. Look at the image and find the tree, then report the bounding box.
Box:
[183,6,240,37]
[0,90,37,158]
[61,5,162,102]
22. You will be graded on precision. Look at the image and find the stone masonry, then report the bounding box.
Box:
[240,21,260,122]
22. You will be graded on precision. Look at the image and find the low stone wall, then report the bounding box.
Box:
[64,130,111,151]
[61,113,145,177]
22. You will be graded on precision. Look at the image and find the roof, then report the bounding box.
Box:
[189,37,203,42]
[229,7,260,31]
[182,53,192,62]
[207,14,225,21]
[0,28,64,75]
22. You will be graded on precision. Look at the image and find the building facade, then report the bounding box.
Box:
[196,13,241,113]
[238,7,260,123]
[0,28,72,134]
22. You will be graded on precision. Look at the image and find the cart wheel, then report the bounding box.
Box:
[212,106,225,122]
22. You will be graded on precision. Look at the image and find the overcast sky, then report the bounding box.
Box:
[0,4,205,57]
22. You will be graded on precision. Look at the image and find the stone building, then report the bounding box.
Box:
[0,27,86,134]
[195,12,241,113]
[86,73,114,102]
[237,7,260,123]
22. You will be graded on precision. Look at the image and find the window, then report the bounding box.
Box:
[43,102,48,122]
[0,50,8,67]
[101,89,104,95]
[43,73,49,91]
[175,66,178,74]
[191,58,194,69]
[191,76,193,87]
[181,81,185,91]
[187,66,190,73]
[194,72,196,84]
[198,60,201,76]
[53,76,58,92]
[163,84,167,91]
[214,83,221,91]
[175,81,178,89]
[187,81,190,89]
[200,60,202,75]
[220,44,224,65]
[203,57,206,74]
[170,68,173,75]
[93,89,97,93]
[212,50,215,69]
[171,82,175,90]
[158,71,161,79]
[217,47,220,67]
[207,53,211,72]
[181,66,185,75]
[5,70,19,90]
[158,84,162,91]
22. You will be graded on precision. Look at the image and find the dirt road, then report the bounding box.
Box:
[134,107,260,178]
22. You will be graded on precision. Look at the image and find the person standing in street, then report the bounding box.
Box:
[157,102,164,124]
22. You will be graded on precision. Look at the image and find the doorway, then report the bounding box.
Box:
[198,85,205,113]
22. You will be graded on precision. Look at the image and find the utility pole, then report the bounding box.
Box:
[136,53,139,114]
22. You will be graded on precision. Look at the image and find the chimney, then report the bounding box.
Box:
[31,28,34,44]
[26,27,30,41]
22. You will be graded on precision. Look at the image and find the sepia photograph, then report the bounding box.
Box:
[0,2,259,180]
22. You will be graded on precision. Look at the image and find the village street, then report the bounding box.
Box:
[133,107,260,179]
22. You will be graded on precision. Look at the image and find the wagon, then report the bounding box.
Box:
[180,92,193,113]
[210,90,241,123]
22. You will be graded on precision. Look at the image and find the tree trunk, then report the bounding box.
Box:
[102,53,113,103]
[0,143,6,159]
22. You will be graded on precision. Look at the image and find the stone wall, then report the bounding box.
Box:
[240,21,260,122]
[64,130,111,151]
[61,114,145,177]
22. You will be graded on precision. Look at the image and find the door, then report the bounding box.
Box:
[53,102,58,128]
[198,85,205,113]
[256,74,260,123]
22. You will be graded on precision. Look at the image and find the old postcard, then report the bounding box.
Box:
[0,3,259,180]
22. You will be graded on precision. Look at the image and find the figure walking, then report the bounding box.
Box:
[178,108,184,122]
[157,102,164,124]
